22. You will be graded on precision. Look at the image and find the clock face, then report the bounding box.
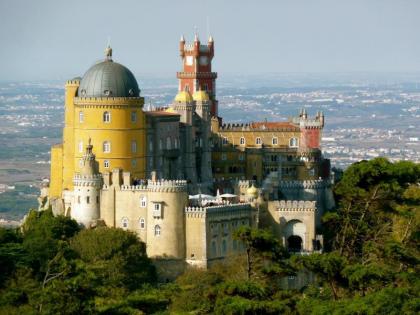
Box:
[186,56,193,66]
[199,56,208,65]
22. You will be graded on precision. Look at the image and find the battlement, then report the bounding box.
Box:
[148,179,188,192]
[274,200,316,212]
[237,179,253,188]
[120,185,148,191]
[73,173,102,187]
[219,122,299,132]
[65,79,81,85]
[185,203,252,218]
[278,179,331,189]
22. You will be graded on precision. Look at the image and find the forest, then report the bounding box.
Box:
[0,158,419,314]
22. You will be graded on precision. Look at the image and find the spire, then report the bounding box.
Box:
[180,34,185,42]
[194,26,199,42]
[208,35,214,42]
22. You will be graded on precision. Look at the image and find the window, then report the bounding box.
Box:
[153,203,162,218]
[131,111,137,123]
[79,111,84,123]
[159,139,163,150]
[140,196,147,207]
[256,137,262,145]
[139,218,145,229]
[185,85,190,92]
[271,155,278,162]
[122,217,129,229]
[96,196,99,204]
[166,137,171,149]
[77,196,81,204]
[272,137,278,145]
[104,160,110,168]
[131,140,137,153]
[149,139,153,152]
[289,137,298,148]
[211,241,217,257]
[86,196,90,204]
[78,141,83,153]
[222,137,228,145]
[103,141,111,153]
[103,111,111,123]
[240,137,245,145]
[174,138,178,149]
[239,154,245,161]
[222,239,227,255]
[131,159,137,167]
[221,153,227,161]
[154,225,161,236]
[203,84,208,91]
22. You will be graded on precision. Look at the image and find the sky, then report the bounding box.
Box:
[0,0,419,81]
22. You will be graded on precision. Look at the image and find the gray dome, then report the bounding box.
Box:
[79,60,140,98]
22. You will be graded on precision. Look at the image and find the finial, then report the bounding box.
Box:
[104,41,112,61]
[180,34,185,42]
[208,35,214,42]
[194,26,199,41]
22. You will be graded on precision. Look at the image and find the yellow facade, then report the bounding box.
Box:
[49,82,147,198]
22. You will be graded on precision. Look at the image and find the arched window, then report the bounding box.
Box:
[131,140,137,153]
[222,239,227,255]
[79,111,84,123]
[240,137,245,145]
[103,141,111,153]
[222,137,228,145]
[289,137,298,148]
[166,137,171,150]
[104,160,110,168]
[103,111,111,123]
[256,137,262,145]
[131,111,137,123]
[121,217,129,230]
[78,141,83,153]
[154,225,161,236]
[140,196,147,207]
[139,218,145,229]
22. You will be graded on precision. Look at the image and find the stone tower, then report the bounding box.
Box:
[177,34,218,117]
[71,141,102,227]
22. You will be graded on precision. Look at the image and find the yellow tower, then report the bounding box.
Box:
[49,46,146,198]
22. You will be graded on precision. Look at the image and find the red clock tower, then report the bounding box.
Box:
[177,34,218,117]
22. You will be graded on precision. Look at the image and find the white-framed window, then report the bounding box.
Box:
[240,137,245,145]
[79,111,84,123]
[103,111,111,123]
[222,137,228,145]
[289,137,298,148]
[78,141,83,153]
[221,153,227,161]
[140,196,147,207]
[131,159,137,167]
[154,225,161,236]
[103,141,111,153]
[153,203,162,218]
[272,137,278,145]
[104,160,110,168]
[131,140,137,153]
[166,137,171,150]
[256,137,262,145]
[121,217,129,230]
[131,111,137,123]
[139,218,145,230]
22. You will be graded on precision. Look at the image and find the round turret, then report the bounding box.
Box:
[246,184,259,199]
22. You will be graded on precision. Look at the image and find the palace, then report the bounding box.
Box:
[41,34,334,278]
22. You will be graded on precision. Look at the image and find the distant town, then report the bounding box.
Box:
[0,74,419,221]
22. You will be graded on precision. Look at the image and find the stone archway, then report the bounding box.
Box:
[284,220,306,252]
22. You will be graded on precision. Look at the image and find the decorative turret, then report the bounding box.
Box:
[71,141,102,227]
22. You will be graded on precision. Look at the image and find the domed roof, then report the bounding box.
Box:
[174,90,193,103]
[192,90,210,101]
[78,47,139,98]
[246,184,259,198]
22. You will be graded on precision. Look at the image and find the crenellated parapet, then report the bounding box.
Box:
[185,203,252,218]
[73,174,102,187]
[120,185,148,191]
[237,179,253,188]
[278,179,331,190]
[147,179,188,193]
[219,122,299,132]
[274,200,316,212]
[74,96,144,107]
